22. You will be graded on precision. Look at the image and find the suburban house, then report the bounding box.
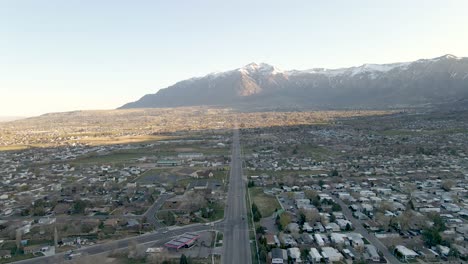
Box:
[271,248,287,264]
[394,245,418,261]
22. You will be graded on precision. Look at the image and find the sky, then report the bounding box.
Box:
[1,0,468,116]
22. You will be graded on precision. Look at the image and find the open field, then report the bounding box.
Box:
[249,187,281,217]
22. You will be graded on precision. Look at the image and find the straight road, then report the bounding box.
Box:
[222,125,252,264]
[327,192,401,263]
[13,124,251,264]
[13,223,217,264]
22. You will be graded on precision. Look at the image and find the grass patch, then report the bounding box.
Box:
[156,211,176,226]
[250,187,281,217]
[207,202,225,221]
[298,144,333,160]
[0,253,36,264]
[0,145,30,152]
[215,232,223,247]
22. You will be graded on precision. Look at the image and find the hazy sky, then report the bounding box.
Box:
[1,0,467,116]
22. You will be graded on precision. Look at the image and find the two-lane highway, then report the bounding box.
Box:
[222,125,252,264]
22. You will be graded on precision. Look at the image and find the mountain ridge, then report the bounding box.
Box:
[120,55,468,110]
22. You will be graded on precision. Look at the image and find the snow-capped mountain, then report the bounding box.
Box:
[120,55,468,110]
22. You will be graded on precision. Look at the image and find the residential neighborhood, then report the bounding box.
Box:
[0,109,467,263]
[242,111,468,263]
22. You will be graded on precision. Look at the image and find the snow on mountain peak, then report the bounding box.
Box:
[239,62,283,75]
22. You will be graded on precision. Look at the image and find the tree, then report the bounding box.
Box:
[331,203,341,212]
[318,179,325,187]
[428,213,446,232]
[304,190,318,200]
[441,180,454,192]
[346,223,352,231]
[256,226,266,235]
[259,249,267,263]
[159,211,176,226]
[72,200,87,214]
[330,169,339,177]
[301,248,310,261]
[329,213,336,222]
[252,203,262,222]
[33,206,46,216]
[299,208,320,223]
[422,227,442,247]
[180,254,189,264]
[298,211,306,226]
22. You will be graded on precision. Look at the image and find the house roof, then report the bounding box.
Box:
[164,233,200,249]
[271,248,283,259]
[395,245,418,256]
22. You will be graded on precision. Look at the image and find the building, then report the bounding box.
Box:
[321,247,343,263]
[394,245,418,261]
[164,233,200,250]
[314,234,325,247]
[309,247,322,263]
[23,245,43,254]
[330,233,346,244]
[156,160,181,167]
[303,222,313,233]
[271,248,286,264]
[178,153,203,159]
[0,250,11,259]
[287,247,302,263]
[347,233,364,248]
[190,181,209,190]
[365,245,380,262]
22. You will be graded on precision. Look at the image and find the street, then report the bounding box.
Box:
[222,125,252,264]
[327,191,401,263]
[143,193,174,228]
[12,223,216,264]
[12,125,252,264]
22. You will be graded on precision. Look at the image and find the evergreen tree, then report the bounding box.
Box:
[180,254,189,264]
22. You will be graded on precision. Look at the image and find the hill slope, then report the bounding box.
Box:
[121,55,468,110]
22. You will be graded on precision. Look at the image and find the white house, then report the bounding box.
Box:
[395,245,418,261]
[321,247,343,263]
[287,247,302,263]
[271,248,287,264]
[309,247,322,263]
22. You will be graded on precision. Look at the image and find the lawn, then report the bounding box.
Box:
[207,202,225,221]
[249,187,281,217]
[0,253,36,264]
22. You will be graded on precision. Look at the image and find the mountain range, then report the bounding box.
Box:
[120,55,468,110]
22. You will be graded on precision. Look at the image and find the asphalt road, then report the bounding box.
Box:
[12,126,251,264]
[144,193,174,228]
[327,192,401,263]
[222,126,252,264]
[13,223,216,264]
